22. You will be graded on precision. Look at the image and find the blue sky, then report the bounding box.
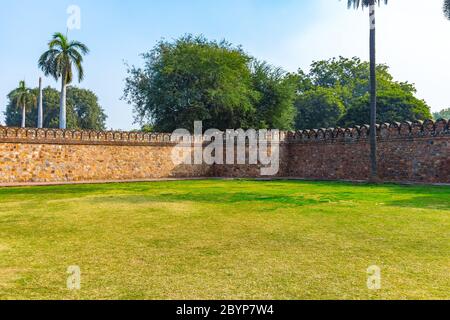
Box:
[1,0,449,130]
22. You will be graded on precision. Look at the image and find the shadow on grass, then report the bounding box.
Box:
[384,196,450,210]
[86,183,450,211]
[86,192,326,207]
[0,179,449,211]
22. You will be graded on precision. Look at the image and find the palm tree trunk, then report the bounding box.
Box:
[369,3,379,182]
[37,77,43,128]
[59,75,67,129]
[21,104,26,128]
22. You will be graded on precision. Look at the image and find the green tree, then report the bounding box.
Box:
[140,124,154,133]
[306,57,397,107]
[38,32,89,129]
[295,87,345,130]
[124,35,297,131]
[35,87,76,129]
[5,86,107,130]
[433,108,450,120]
[9,81,36,128]
[250,61,297,130]
[340,89,431,126]
[67,87,107,130]
[295,57,431,128]
[124,35,258,132]
[346,0,388,181]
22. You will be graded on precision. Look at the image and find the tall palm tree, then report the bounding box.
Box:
[445,0,450,20]
[346,0,388,182]
[38,32,89,129]
[11,81,36,128]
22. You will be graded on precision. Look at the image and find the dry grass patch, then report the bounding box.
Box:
[0,180,449,300]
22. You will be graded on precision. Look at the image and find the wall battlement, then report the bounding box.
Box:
[1,119,448,145]
[0,126,289,145]
[0,126,175,146]
[286,119,449,143]
[0,119,449,184]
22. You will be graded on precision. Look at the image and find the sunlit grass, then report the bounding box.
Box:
[0,180,449,300]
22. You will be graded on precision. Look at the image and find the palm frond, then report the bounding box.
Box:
[18,80,26,90]
[48,39,63,50]
[347,0,388,9]
[67,48,84,64]
[38,49,60,80]
[10,81,36,110]
[39,32,89,84]
[67,49,85,82]
[73,59,84,82]
[53,32,68,47]
[69,41,90,55]
[445,0,450,20]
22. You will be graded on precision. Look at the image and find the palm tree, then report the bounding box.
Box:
[38,32,89,129]
[445,0,450,20]
[11,81,36,128]
[346,0,388,182]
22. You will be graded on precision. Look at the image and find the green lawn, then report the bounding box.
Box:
[0,180,449,300]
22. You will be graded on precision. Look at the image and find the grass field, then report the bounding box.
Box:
[0,180,449,300]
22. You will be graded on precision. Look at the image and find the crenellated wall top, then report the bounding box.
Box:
[0,119,448,145]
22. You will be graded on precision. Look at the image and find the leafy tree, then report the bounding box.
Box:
[124,35,258,132]
[67,87,107,130]
[250,61,297,130]
[5,86,106,130]
[346,0,389,181]
[433,108,450,120]
[340,89,431,126]
[140,124,154,133]
[306,57,399,107]
[295,87,345,129]
[294,57,431,128]
[38,32,89,129]
[9,81,36,128]
[295,69,314,93]
[124,35,297,131]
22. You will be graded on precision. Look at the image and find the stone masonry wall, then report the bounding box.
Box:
[0,127,211,183]
[0,119,449,184]
[286,120,450,183]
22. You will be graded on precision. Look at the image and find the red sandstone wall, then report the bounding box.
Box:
[0,143,211,183]
[288,138,449,183]
[0,127,211,183]
[286,120,450,184]
[0,119,449,184]
[213,144,290,178]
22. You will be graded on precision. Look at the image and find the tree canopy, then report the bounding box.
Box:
[38,32,89,85]
[123,36,432,132]
[294,57,432,128]
[4,86,107,130]
[295,87,345,129]
[433,108,450,120]
[250,61,297,130]
[9,81,36,113]
[123,35,296,131]
[67,87,107,130]
[339,89,431,126]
